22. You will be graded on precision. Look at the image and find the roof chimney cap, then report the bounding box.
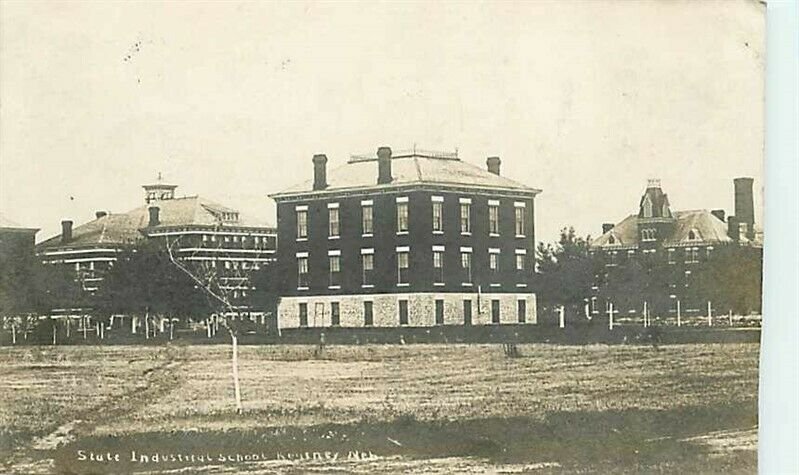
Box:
[148,206,160,227]
[312,154,328,190]
[61,220,73,243]
[377,146,393,184]
[95,211,108,219]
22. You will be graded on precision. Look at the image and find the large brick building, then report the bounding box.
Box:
[269,147,542,329]
[590,177,762,316]
[36,178,277,314]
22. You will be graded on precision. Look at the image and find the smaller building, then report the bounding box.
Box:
[590,177,762,316]
[0,214,39,314]
[36,179,277,314]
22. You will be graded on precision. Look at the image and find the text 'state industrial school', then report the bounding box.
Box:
[269,147,541,329]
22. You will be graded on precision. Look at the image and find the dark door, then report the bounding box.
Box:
[364,301,373,327]
[399,299,409,325]
[331,302,340,326]
[491,300,500,324]
[463,300,472,326]
[517,299,526,323]
[435,299,444,325]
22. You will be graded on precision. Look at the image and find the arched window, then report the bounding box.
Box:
[687,228,700,241]
[642,196,653,218]
[641,229,656,242]
[608,235,616,245]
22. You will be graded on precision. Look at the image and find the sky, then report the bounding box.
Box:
[0,0,764,244]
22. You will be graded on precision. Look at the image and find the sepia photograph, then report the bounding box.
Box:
[0,1,769,473]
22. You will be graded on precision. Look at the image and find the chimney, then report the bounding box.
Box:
[148,206,160,227]
[312,154,328,190]
[95,211,108,220]
[734,177,754,236]
[61,220,73,243]
[602,223,614,234]
[727,215,739,241]
[377,146,392,184]
[711,209,725,222]
[486,156,501,175]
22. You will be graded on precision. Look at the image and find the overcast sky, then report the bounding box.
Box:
[0,0,764,243]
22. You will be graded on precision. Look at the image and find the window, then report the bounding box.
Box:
[363,301,373,326]
[202,234,208,243]
[461,250,472,284]
[463,300,473,325]
[435,299,444,325]
[296,207,308,239]
[514,202,526,236]
[517,299,527,323]
[491,300,500,324]
[668,248,676,264]
[515,250,527,271]
[489,249,500,277]
[608,235,616,245]
[297,255,309,288]
[299,303,308,327]
[329,254,341,287]
[460,200,471,234]
[397,249,410,285]
[606,251,618,267]
[361,250,374,286]
[362,201,373,235]
[642,197,653,218]
[328,204,340,238]
[489,202,500,235]
[396,197,409,233]
[642,229,656,242]
[685,247,700,264]
[432,200,443,232]
[433,247,445,285]
[398,299,409,325]
[331,302,340,326]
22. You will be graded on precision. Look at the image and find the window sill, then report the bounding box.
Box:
[397,231,409,236]
[297,286,309,291]
[432,230,444,235]
[462,282,473,287]
[516,283,527,288]
[328,285,341,290]
[433,282,445,287]
[296,237,308,242]
[328,236,340,240]
[362,233,374,238]
[489,283,501,287]
[461,232,472,236]
[489,233,500,237]
[362,284,374,288]
[515,235,526,239]
[397,283,410,287]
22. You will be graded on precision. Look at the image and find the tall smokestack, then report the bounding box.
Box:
[148,206,160,227]
[312,154,328,190]
[95,211,108,220]
[734,177,754,238]
[486,156,501,175]
[377,146,392,184]
[602,223,614,234]
[61,220,73,243]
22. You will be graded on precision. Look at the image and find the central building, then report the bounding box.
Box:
[269,147,541,329]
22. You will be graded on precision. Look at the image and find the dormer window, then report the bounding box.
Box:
[608,235,616,245]
[687,228,701,241]
[642,196,653,218]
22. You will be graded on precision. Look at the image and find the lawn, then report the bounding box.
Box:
[0,343,759,474]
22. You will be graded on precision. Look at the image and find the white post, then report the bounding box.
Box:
[728,310,733,326]
[677,300,682,327]
[707,301,713,327]
[144,313,150,339]
[131,315,137,334]
[11,324,16,345]
[169,320,174,340]
[608,302,615,330]
[559,306,565,329]
[83,316,88,339]
[231,333,243,414]
[100,322,105,340]
[52,324,57,345]
[66,318,70,338]
[207,319,212,338]
[643,301,648,328]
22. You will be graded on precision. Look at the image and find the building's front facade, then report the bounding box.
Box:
[0,214,39,314]
[36,180,277,314]
[269,147,542,329]
[589,177,762,317]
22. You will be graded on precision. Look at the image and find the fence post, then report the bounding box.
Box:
[559,306,565,329]
[707,301,713,327]
[677,300,682,327]
[728,310,733,326]
[608,302,615,330]
[643,301,648,328]
[11,323,16,345]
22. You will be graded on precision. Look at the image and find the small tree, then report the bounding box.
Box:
[690,244,762,315]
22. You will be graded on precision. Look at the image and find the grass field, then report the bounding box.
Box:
[0,343,759,474]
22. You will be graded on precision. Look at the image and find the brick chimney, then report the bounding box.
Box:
[486,156,501,175]
[95,211,108,219]
[312,154,328,191]
[602,223,614,234]
[734,177,754,238]
[711,209,725,222]
[377,146,392,184]
[61,220,73,243]
[148,206,160,227]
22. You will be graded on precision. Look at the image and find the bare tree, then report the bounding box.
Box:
[163,230,268,414]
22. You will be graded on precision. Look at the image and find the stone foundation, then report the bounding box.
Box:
[277,292,537,329]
